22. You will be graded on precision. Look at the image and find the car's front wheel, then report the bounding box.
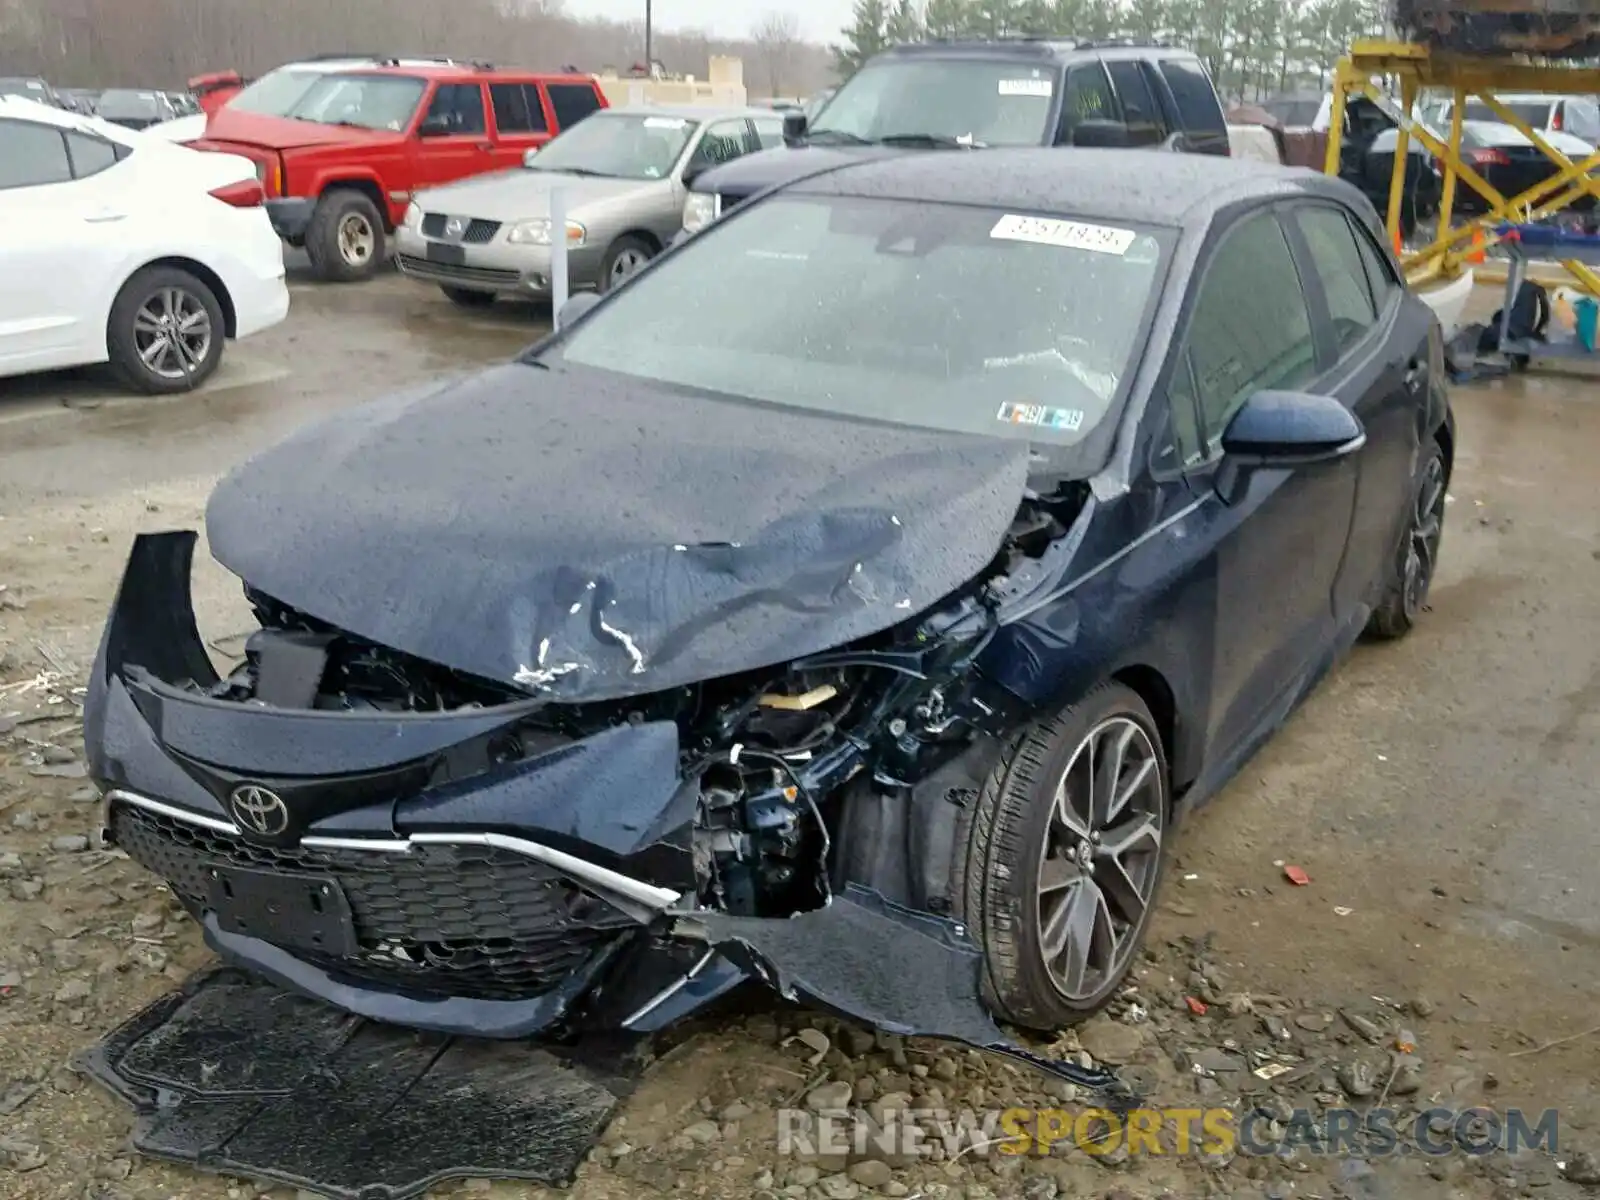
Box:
[305,190,386,283]
[105,266,225,395]
[955,682,1169,1032]
[599,234,654,292]
[1365,434,1447,640]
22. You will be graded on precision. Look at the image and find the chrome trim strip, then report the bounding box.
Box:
[107,788,239,835]
[106,789,683,912]
[623,947,715,1027]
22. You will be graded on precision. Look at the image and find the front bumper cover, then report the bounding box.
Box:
[87,532,1125,1096]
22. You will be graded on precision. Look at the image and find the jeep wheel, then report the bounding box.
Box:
[305,190,386,283]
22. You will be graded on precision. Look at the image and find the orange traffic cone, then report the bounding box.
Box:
[1466,226,1486,264]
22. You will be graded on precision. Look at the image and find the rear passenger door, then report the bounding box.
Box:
[488,82,552,166]
[1103,59,1169,148]
[544,82,603,135]
[1286,201,1430,619]
[1156,57,1229,155]
[1053,62,1115,145]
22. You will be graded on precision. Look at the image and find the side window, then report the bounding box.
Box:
[1057,63,1114,143]
[0,120,72,189]
[546,83,602,131]
[1350,213,1403,308]
[692,120,750,169]
[1159,58,1226,136]
[1295,205,1378,353]
[1185,212,1317,450]
[490,83,547,134]
[65,131,119,179]
[425,83,486,135]
[1567,98,1600,141]
[1105,60,1167,145]
[752,116,784,149]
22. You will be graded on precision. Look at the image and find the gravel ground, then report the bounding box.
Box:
[1,272,1598,1200]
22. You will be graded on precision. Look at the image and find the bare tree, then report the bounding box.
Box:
[751,10,800,99]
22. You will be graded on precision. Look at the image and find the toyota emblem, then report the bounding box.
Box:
[228,784,290,837]
[443,216,465,239]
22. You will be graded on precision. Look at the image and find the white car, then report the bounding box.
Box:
[0,96,289,394]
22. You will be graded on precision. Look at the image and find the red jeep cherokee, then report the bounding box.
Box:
[191,57,608,282]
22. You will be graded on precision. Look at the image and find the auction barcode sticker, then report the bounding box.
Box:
[990,213,1136,255]
[998,78,1053,96]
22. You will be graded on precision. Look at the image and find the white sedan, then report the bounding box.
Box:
[0,97,289,394]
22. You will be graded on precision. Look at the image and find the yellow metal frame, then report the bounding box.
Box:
[1325,39,1600,292]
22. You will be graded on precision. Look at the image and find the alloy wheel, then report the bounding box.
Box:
[1402,453,1447,622]
[132,288,213,382]
[339,213,376,266]
[1035,716,1165,1002]
[607,247,647,288]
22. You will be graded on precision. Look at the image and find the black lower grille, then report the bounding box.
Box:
[419,213,501,243]
[112,802,637,1002]
[396,255,522,287]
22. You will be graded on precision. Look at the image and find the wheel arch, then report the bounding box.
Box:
[609,228,662,254]
[1435,409,1455,486]
[1109,663,1186,793]
[112,257,237,339]
[319,178,390,230]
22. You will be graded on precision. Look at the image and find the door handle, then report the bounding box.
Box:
[1401,357,1425,388]
[476,142,495,152]
[84,211,126,223]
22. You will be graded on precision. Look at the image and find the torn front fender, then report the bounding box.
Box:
[683,885,1136,1104]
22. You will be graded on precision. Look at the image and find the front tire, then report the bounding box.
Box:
[954,682,1169,1032]
[305,190,385,282]
[1365,435,1447,640]
[106,266,225,395]
[440,286,496,309]
[599,234,654,292]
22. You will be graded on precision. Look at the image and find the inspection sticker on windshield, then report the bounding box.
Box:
[999,78,1053,96]
[997,402,1084,431]
[990,213,1136,255]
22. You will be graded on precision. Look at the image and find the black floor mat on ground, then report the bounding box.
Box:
[76,967,647,1200]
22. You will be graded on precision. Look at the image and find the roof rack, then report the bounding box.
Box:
[1077,38,1174,49]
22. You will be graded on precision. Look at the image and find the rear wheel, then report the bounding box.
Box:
[305,190,385,282]
[440,286,496,309]
[954,682,1169,1032]
[106,266,225,395]
[1366,435,1447,639]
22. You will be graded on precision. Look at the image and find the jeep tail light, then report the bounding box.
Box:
[210,178,265,208]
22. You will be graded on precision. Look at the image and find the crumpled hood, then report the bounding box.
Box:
[205,363,1031,701]
[693,142,905,197]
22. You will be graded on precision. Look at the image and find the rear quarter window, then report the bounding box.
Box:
[546,83,602,130]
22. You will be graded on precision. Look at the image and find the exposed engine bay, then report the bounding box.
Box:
[197,484,1090,927]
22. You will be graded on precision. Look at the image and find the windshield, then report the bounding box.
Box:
[810,59,1056,146]
[96,90,163,119]
[229,70,424,131]
[528,112,699,179]
[1464,100,1550,127]
[554,194,1168,451]
[0,79,48,98]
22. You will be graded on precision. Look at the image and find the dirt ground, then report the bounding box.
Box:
[2,269,1599,1200]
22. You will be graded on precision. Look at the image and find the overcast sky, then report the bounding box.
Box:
[569,0,855,42]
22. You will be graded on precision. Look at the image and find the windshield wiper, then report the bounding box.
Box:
[875,133,985,149]
[805,128,871,145]
[540,166,619,177]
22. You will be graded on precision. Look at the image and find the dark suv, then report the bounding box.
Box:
[680,38,1229,235]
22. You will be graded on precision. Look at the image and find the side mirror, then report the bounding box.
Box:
[1214,390,1365,503]
[782,110,808,144]
[555,291,602,329]
[418,113,453,137]
[1072,119,1130,148]
[522,147,540,167]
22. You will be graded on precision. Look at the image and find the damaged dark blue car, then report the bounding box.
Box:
[84,151,1452,1088]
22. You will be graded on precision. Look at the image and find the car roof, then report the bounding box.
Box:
[0,94,78,126]
[870,37,1199,64]
[602,103,784,122]
[787,148,1347,230]
[285,58,598,84]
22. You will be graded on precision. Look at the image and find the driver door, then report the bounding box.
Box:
[1169,206,1360,766]
[410,83,496,192]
